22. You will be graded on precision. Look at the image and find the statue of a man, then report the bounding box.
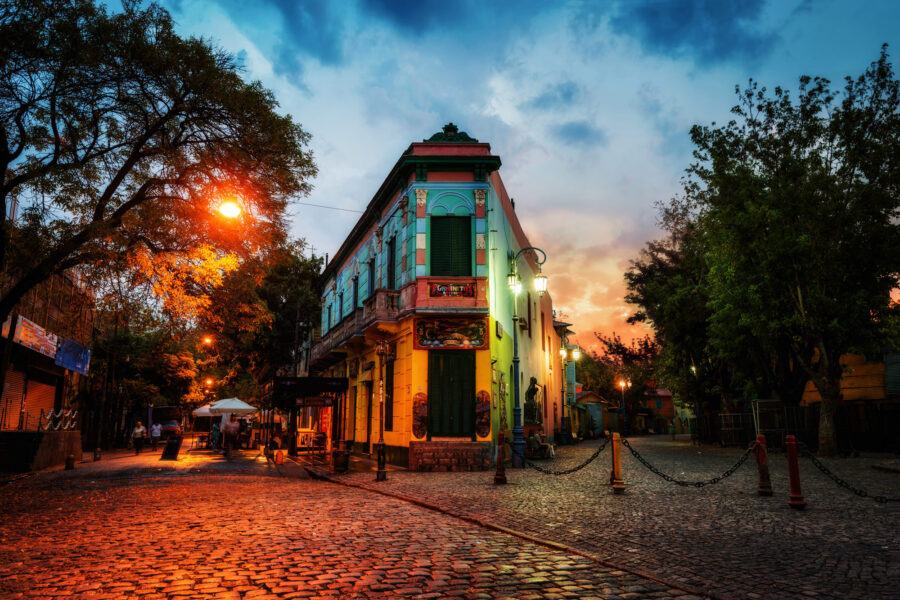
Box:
[524,377,540,425]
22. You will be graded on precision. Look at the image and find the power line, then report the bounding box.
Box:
[295,201,364,213]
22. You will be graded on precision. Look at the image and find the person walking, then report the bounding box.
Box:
[223,415,240,457]
[132,421,147,455]
[150,422,162,450]
[211,422,220,450]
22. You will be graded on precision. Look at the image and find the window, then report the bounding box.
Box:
[326,305,332,329]
[387,237,397,289]
[526,292,532,337]
[541,313,545,350]
[385,343,396,431]
[338,292,344,321]
[352,276,359,310]
[430,216,471,276]
[368,260,376,297]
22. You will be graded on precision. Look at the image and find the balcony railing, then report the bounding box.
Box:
[311,277,488,362]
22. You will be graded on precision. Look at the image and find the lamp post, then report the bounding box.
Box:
[508,247,547,468]
[375,339,393,481]
[618,378,631,437]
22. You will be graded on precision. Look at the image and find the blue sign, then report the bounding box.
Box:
[55,338,91,375]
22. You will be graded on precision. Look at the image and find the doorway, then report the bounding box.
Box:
[427,350,476,438]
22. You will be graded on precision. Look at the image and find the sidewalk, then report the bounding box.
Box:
[30,438,310,482]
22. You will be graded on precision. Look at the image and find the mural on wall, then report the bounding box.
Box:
[414,318,488,350]
[475,390,491,438]
[412,392,428,439]
[429,282,476,297]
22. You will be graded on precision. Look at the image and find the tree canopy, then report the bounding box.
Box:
[0,0,316,323]
[626,47,900,453]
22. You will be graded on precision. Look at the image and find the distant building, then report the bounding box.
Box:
[309,124,567,470]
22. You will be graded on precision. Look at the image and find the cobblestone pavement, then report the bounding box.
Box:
[327,437,900,600]
[1,468,701,599]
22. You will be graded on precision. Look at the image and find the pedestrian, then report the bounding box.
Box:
[150,421,162,450]
[211,422,220,450]
[132,421,147,455]
[669,419,676,440]
[223,415,240,457]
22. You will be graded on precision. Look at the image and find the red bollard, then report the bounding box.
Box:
[785,435,806,509]
[755,434,773,497]
[494,431,507,485]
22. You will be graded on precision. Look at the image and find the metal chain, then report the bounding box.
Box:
[510,436,610,475]
[798,444,900,504]
[620,438,756,487]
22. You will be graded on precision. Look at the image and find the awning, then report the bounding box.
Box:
[192,403,217,417]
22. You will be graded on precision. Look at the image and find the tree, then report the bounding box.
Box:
[593,332,660,433]
[197,241,322,395]
[0,0,315,389]
[681,48,900,454]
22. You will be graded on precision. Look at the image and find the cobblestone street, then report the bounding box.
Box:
[1,438,897,599]
[1,451,697,600]
[326,436,900,600]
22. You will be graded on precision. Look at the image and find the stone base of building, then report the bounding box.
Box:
[0,430,83,472]
[409,440,493,472]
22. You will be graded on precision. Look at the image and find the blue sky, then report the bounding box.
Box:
[160,0,899,349]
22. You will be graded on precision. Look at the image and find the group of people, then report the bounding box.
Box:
[209,415,242,455]
[130,421,164,454]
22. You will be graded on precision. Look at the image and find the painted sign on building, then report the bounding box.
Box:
[429,282,476,297]
[55,338,91,375]
[2,316,58,359]
[414,318,488,350]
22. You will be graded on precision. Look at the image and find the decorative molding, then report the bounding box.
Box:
[415,188,427,207]
[474,189,486,207]
[423,123,479,143]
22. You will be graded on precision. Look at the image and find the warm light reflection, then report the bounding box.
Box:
[218,201,242,218]
[203,336,213,345]
[205,378,214,386]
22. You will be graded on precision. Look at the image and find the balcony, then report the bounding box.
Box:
[311,277,488,367]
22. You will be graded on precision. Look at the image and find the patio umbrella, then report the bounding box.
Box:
[209,398,258,415]
[192,403,217,417]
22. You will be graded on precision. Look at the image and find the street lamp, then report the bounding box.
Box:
[618,379,631,436]
[508,246,547,467]
[375,339,394,482]
[218,200,242,218]
[202,336,213,345]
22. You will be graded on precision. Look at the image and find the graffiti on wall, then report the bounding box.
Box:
[412,392,428,439]
[475,390,491,438]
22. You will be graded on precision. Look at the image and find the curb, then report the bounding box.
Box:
[307,468,716,600]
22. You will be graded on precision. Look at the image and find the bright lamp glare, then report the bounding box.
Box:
[560,348,567,358]
[534,273,548,295]
[218,201,242,218]
[572,348,581,360]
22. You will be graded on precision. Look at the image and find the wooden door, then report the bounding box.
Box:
[427,350,475,438]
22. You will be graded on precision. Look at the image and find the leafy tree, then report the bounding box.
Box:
[679,48,900,454]
[0,0,315,389]
[197,242,322,397]
[593,332,660,434]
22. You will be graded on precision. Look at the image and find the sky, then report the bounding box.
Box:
[159,0,899,352]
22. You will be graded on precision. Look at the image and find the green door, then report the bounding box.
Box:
[427,350,475,438]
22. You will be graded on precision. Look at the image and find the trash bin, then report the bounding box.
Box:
[161,436,183,461]
[332,450,349,473]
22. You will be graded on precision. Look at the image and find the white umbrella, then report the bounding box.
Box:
[209,397,257,416]
[192,403,217,417]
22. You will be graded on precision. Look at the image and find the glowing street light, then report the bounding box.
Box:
[202,336,213,345]
[507,246,548,467]
[618,379,631,436]
[218,200,242,218]
[205,377,214,387]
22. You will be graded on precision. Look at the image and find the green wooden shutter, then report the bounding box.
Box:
[431,217,471,276]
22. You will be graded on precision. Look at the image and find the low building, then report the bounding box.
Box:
[309,124,566,470]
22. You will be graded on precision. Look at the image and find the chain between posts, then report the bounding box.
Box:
[510,436,610,475]
[798,443,900,504]
[620,438,757,487]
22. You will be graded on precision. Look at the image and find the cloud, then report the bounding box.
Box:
[551,120,607,146]
[523,81,580,110]
[608,0,777,65]
[359,0,467,33]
